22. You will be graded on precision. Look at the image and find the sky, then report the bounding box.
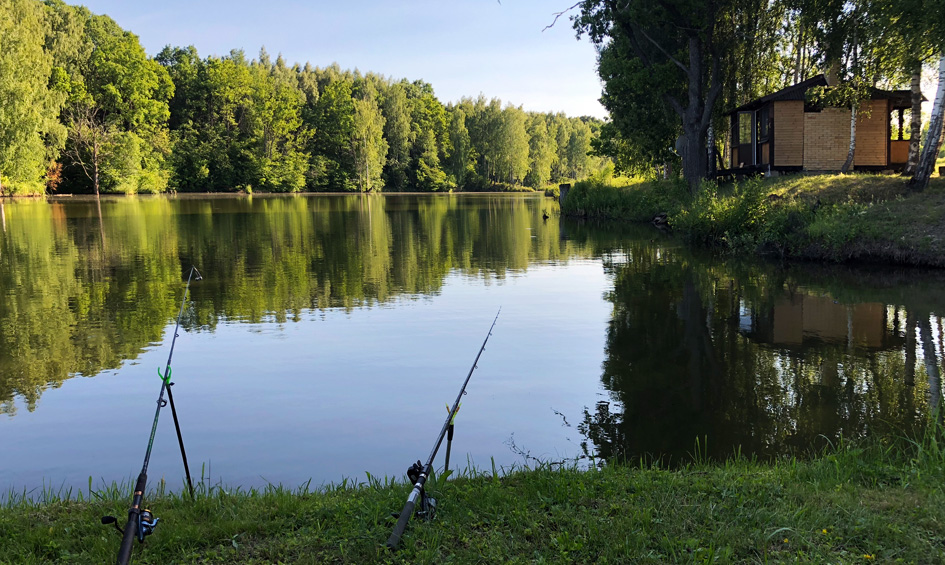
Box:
[73,0,608,119]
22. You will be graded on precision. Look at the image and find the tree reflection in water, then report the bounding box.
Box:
[579,242,943,465]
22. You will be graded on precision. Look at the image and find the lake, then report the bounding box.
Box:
[1,193,942,497]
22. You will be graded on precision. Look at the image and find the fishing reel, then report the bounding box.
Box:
[406,461,437,521]
[138,509,160,541]
[100,509,160,542]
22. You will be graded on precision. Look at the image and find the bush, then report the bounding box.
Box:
[561,177,688,222]
[673,179,768,249]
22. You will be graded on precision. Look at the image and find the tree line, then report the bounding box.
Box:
[0,0,606,196]
[571,0,945,192]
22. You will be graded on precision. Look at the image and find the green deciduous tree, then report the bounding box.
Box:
[525,113,555,188]
[382,82,411,190]
[0,0,67,195]
[495,105,530,185]
[311,79,356,190]
[575,0,725,194]
[352,81,388,192]
[54,7,173,194]
[567,118,592,179]
[550,113,572,182]
[446,107,473,187]
[250,53,310,192]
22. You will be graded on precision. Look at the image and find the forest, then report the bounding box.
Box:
[0,0,606,196]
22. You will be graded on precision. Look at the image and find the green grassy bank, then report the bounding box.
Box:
[2,433,944,563]
[562,170,945,267]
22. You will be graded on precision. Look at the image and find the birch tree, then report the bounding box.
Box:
[911,54,945,191]
[446,107,472,187]
[351,81,387,192]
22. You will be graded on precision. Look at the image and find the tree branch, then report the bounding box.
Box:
[543,2,583,32]
[634,24,690,75]
[604,0,690,75]
[662,92,685,119]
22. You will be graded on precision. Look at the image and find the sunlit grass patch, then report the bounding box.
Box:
[563,171,945,266]
[2,428,945,563]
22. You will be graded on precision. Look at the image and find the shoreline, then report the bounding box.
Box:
[561,172,945,269]
[2,436,942,563]
[0,189,548,201]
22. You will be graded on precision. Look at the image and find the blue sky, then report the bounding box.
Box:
[75,0,607,118]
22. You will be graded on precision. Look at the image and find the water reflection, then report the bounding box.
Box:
[578,241,943,465]
[0,194,571,416]
[2,195,944,470]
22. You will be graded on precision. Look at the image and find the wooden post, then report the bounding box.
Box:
[558,183,570,204]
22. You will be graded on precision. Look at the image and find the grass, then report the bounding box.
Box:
[561,166,945,266]
[2,430,944,563]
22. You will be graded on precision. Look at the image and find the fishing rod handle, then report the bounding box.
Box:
[386,492,418,549]
[117,472,147,565]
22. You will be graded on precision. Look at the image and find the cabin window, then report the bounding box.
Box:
[757,107,769,141]
[738,112,753,144]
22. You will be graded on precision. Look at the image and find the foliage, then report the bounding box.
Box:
[0,1,606,195]
[590,37,681,176]
[51,4,174,194]
[674,179,770,248]
[0,0,67,195]
[574,0,728,193]
[562,177,690,222]
[351,81,387,192]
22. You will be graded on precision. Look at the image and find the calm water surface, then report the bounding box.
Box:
[1,194,943,496]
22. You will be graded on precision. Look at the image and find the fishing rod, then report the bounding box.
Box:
[101,266,202,565]
[386,308,500,550]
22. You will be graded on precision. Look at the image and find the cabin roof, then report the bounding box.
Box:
[726,74,918,115]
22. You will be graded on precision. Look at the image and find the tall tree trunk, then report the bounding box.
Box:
[903,64,923,175]
[841,105,857,173]
[681,129,708,193]
[671,34,720,195]
[911,54,945,192]
[793,25,802,84]
[93,140,100,196]
[707,125,716,177]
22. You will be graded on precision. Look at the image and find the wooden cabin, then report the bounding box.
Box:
[726,75,914,173]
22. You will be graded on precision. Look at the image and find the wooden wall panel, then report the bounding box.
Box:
[890,140,910,164]
[774,101,804,166]
[803,100,891,170]
[854,100,888,166]
[804,108,850,170]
